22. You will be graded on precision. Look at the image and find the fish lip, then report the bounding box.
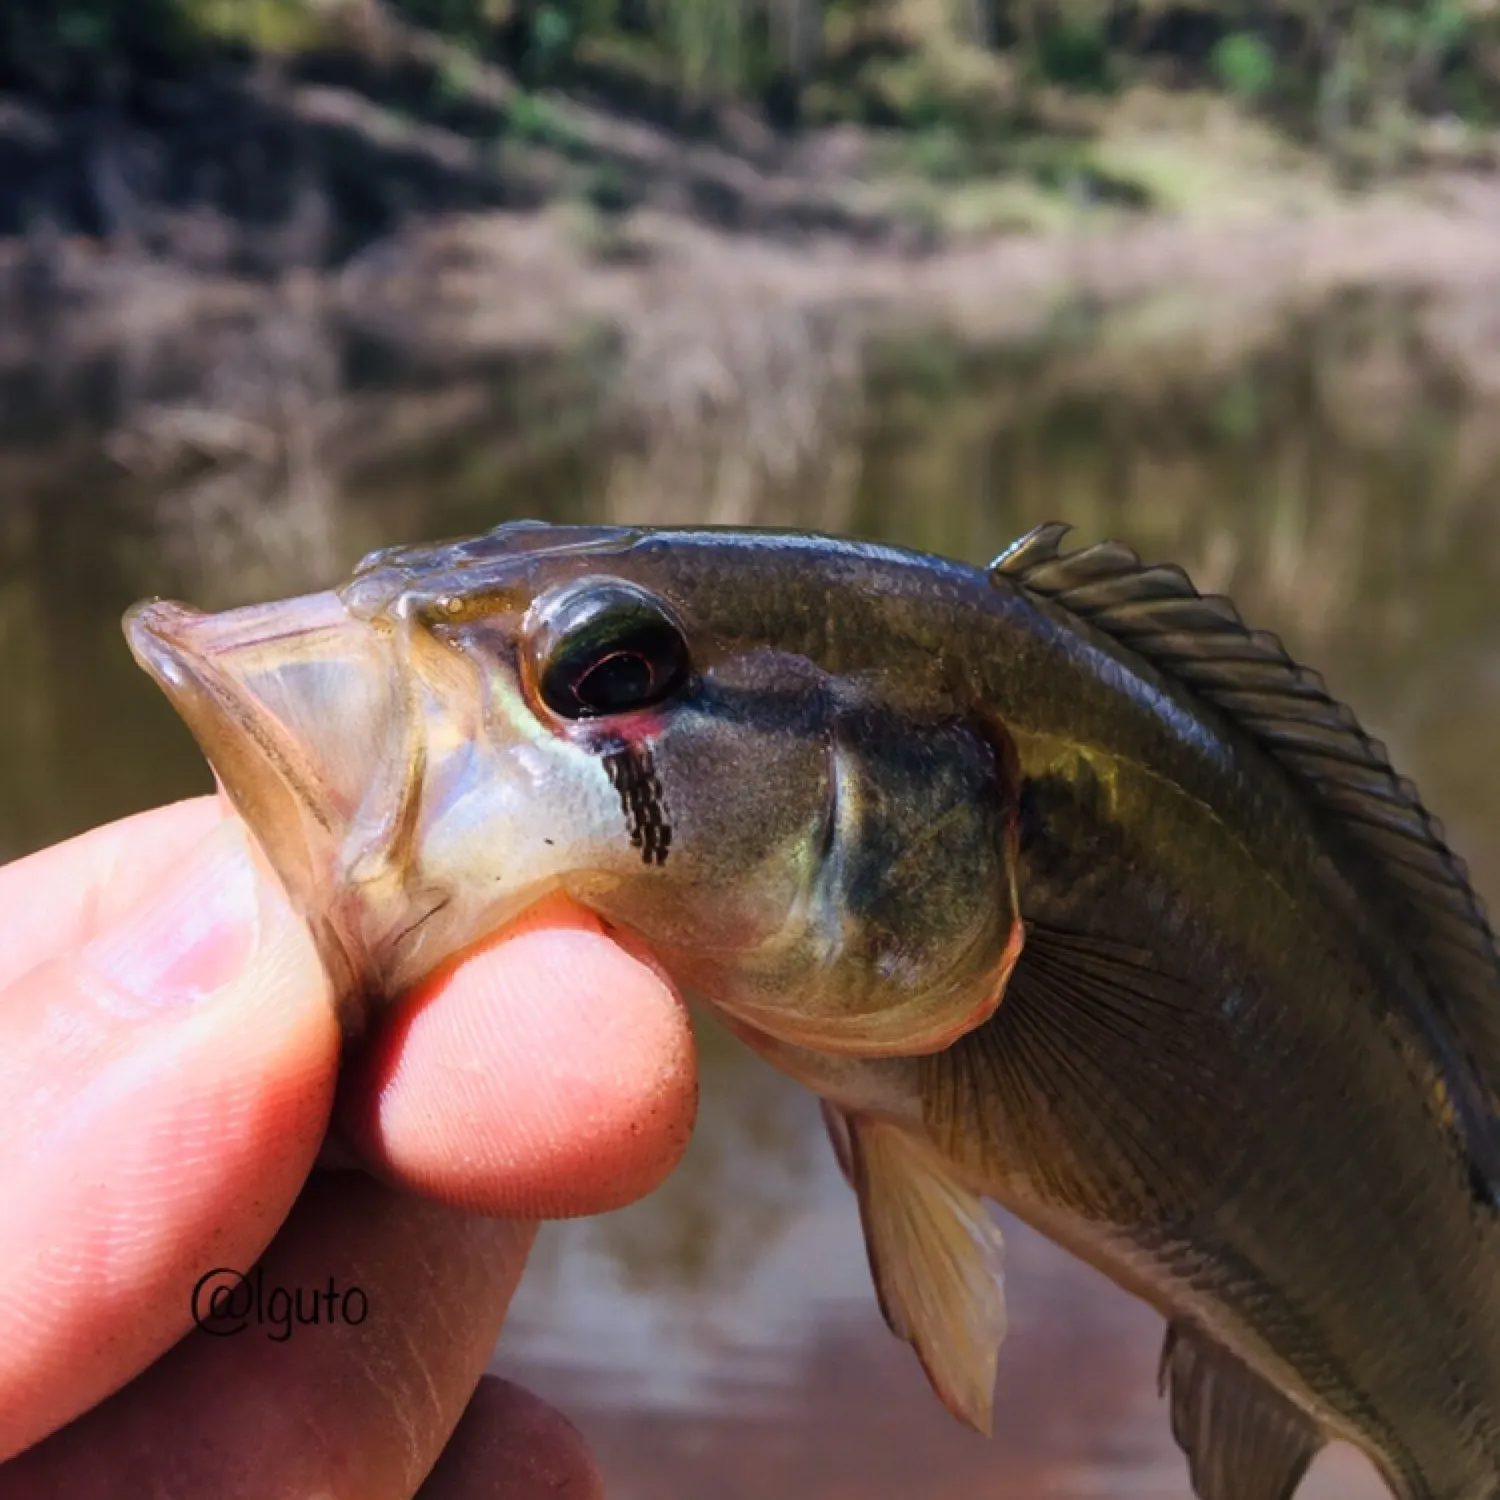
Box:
[124,598,269,761]
[125,598,207,696]
[123,593,350,819]
[123,590,387,1020]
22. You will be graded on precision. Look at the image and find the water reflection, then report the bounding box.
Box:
[3,315,1496,1495]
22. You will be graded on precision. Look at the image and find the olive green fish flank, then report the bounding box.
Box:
[992,523,1500,1116]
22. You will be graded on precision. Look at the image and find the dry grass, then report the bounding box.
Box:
[102,277,346,601]
[11,163,1500,566]
[604,255,865,529]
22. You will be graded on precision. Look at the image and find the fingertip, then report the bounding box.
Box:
[4,1181,539,1500]
[419,1378,603,1500]
[340,901,697,1219]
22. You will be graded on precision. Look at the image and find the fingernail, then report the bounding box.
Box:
[83,822,266,1005]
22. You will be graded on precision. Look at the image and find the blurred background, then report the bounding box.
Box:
[6,1,1500,1494]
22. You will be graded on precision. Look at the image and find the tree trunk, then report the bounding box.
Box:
[766,0,822,126]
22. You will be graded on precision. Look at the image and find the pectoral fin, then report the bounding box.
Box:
[920,922,1244,1222]
[820,1099,856,1187]
[837,1109,1006,1435]
[1160,1322,1324,1500]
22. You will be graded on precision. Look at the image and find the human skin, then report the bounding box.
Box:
[0,796,699,1498]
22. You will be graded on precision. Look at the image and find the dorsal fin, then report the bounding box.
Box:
[990,522,1500,1100]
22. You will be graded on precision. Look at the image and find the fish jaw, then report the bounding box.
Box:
[123,588,642,1020]
[124,592,412,1016]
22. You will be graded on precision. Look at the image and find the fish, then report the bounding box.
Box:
[124,519,1500,1500]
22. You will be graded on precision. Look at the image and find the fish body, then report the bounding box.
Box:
[126,522,1500,1500]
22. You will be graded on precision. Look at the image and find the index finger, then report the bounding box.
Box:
[0,797,224,992]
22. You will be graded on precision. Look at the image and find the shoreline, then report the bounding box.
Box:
[6,168,1500,432]
[6,23,1500,520]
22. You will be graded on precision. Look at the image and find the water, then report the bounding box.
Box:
[5,325,1498,1497]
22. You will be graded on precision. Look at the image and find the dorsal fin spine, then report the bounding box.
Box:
[989,522,1500,1099]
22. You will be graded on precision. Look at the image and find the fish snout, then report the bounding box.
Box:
[125,590,407,1015]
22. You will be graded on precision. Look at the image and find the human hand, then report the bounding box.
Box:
[0,797,698,1497]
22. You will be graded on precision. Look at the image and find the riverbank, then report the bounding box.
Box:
[8,156,1500,438]
[6,1,1500,531]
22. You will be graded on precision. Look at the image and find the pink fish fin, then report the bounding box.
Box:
[1160,1320,1324,1500]
[839,1110,1006,1436]
[819,1099,856,1188]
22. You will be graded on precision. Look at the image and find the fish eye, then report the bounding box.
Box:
[530,580,691,720]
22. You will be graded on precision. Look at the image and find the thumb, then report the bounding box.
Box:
[0,818,341,1462]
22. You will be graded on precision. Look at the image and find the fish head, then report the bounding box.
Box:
[126,523,1023,1056]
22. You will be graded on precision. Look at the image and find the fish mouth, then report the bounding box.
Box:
[125,591,405,1009]
[127,594,353,824]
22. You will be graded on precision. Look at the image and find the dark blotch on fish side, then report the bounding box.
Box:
[1017,769,1113,892]
[834,702,1000,929]
[1016,777,1053,865]
[1467,1158,1497,1212]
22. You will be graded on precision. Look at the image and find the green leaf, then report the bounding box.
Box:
[1211,32,1277,100]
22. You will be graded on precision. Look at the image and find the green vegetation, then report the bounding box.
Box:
[4,1,1499,190]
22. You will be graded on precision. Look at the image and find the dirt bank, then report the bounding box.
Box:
[5,6,1500,506]
[7,168,1500,434]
